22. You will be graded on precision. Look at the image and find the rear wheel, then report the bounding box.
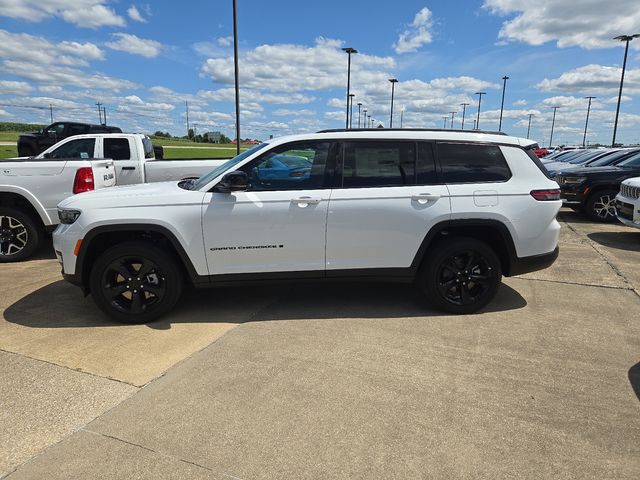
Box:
[89,241,183,323]
[418,238,502,314]
[586,189,618,222]
[0,207,41,262]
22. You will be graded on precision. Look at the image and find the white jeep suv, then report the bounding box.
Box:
[53,129,561,323]
[615,177,640,228]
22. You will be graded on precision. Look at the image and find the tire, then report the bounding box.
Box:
[585,189,618,222]
[417,237,502,314]
[0,207,41,262]
[89,241,183,324]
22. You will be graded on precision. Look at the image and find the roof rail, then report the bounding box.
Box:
[316,128,508,136]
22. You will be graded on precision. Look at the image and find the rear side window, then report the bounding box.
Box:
[104,138,131,160]
[438,143,511,183]
[342,141,416,187]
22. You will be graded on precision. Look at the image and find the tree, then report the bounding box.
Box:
[188,128,194,139]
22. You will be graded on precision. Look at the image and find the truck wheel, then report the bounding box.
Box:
[0,207,41,262]
[417,237,502,314]
[586,189,618,222]
[89,241,183,324]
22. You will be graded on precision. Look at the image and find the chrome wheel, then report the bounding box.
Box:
[592,194,616,220]
[0,215,28,257]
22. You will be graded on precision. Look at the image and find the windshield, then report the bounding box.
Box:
[568,151,606,164]
[190,143,269,190]
[617,152,640,167]
[588,150,632,167]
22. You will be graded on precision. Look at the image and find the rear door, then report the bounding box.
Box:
[102,137,144,185]
[325,140,451,271]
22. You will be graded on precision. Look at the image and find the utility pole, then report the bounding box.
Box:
[49,104,53,123]
[450,111,456,129]
[443,116,448,128]
[549,106,560,149]
[498,76,509,131]
[185,101,190,138]
[475,92,486,129]
[233,0,241,154]
[526,113,534,139]
[611,34,639,147]
[102,107,107,125]
[583,96,596,148]
[95,102,103,124]
[460,102,470,129]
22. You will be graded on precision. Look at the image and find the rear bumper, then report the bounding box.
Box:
[509,247,559,276]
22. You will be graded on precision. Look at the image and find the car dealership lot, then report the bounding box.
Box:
[1,210,639,479]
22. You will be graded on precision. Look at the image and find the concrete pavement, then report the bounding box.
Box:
[2,211,640,479]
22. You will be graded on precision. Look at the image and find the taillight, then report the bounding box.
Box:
[530,189,561,201]
[73,167,95,194]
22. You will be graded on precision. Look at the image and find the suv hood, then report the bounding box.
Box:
[18,131,39,138]
[622,176,640,188]
[555,165,623,176]
[58,181,203,209]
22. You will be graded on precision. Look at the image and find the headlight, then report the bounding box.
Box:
[561,176,587,185]
[58,208,81,224]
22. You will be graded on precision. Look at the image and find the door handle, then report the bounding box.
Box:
[291,196,321,206]
[411,193,440,204]
[122,166,136,170]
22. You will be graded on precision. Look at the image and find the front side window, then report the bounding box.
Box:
[104,138,131,160]
[48,138,95,159]
[342,141,417,188]
[240,142,333,191]
[439,143,511,183]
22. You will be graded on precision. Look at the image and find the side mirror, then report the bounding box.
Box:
[214,171,249,193]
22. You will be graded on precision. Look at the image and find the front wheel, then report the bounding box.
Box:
[586,189,618,222]
[89,241,183,323]
[418,238,502,314]
[0,207,41,262]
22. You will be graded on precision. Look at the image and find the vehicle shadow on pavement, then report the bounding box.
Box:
[4,279,527,329]
[587,232,640,252]
[629,362,640,402]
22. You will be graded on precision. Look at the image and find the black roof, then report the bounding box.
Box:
[316,128,508,136]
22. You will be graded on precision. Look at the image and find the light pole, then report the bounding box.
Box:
[498,75,509,131]
[357,102,362,128]
[349,93,355,129]
[549,106,560,149]
[460,102,469,129]
[342,47,358,129]
[400,107,404,128]
[49,104,53,123]
[475,92,486,129]
[611,34,639,147]
[367,114,371,128]
[450,111,456,129]
[232,0,241,155]
[583,96,596,148]
[388,78,398,128]
[363,108,368,128]
[526,113,534,139]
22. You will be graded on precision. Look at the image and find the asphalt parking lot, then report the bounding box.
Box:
[1,210,639,479]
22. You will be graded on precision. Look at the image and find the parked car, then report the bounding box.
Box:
[544,149,637,175]
[17,122,121,157]
[615,177,640,228]
[0,153,115,262]
[533,147,550,158]
[30,133,230,185]
[554,151,640,221]
[54,128,561,323]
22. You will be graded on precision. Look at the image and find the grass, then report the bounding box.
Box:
[162,147,241,159]
[0,131,20,142]
[0,146,18,158]
[151,137,238,149]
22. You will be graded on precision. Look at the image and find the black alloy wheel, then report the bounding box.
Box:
[419,238,502,314]
[0,208,40,262]
[90,241,183,323]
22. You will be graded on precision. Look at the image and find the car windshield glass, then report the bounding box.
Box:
[190,143,269,190]
[568,151,604,164]
[588,150,631,167]
[617,152,640,167]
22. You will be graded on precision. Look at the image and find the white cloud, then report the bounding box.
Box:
[393,7,434,54]
[106,33,163,58]
[537,64,640,94]
[118,95,174,112]
[273,108,315,117]
[127,5,146,22]
[0,0,126,28]
[483,0,640,49]
[198,88,315,105]
[217,36,233,47]
[0,80,33,96]
[58,41,105,60]
[513,99,527,106]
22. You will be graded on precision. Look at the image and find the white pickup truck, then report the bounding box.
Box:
[33,133,228,185]
[1,154,115,262]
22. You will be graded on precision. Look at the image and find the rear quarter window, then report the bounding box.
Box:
[438,142,511,183]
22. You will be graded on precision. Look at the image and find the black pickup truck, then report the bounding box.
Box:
[553,150,640,221]
[17,122,121,157]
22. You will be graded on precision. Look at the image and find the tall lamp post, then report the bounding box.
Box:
[460,102,470,129]
[348,93,355,129]
[475,92,486,129]
[357,102,362,128]
[388,78,398,128]
[549,106,560,149]
[583,96,596,148]
[363,108,368,128]
[498,75,509,131]
[526,113,534,139]
[232,0,241,155]
[342,47,358,129]
[367,114,371,128]
[450,111,456,129]
[400,107,404,128]
[611,34,639,147]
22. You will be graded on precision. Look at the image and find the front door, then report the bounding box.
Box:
[202,141,337,276]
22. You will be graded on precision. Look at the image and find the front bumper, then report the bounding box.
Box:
[615,197,640,228]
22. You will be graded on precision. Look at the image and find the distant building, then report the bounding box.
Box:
[204,131,222,143]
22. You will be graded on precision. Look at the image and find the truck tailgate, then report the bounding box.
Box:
[91,159,116,189]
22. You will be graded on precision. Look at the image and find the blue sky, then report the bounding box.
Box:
[1,0,639,145]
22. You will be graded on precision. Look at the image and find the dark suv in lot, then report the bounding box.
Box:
[554,150,640,221]
[17,122,122,157]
